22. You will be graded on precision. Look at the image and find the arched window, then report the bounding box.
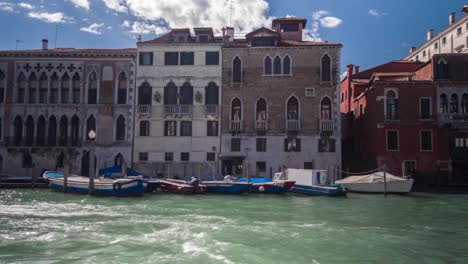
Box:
[115,115,126,141]
[87,72,97,104]
[287,96,299,120]
[273,56,282,75]
[36,116,46,146]
[61,73,70,104]
[321,54,331,82]
[164,82,177,105]
[14,116,23,146]
[440,93,448,113]
[115,153,124,166]
[232,56,242,83]
[50,73,59,104]
[72,73,81,104]
[205,82,219,105]
[71,115,79,146]
[256,98,267,121]
[86,115,96,141]
[59,116,68,146]
[321,97,332,120]
[138,82,152,105]
[450,94,459,113]
[17,73,26,103]
[0,70,5,103]
[180,82,193,105]
[25,116,34,146]
[264,56,272,75]
[386,90,398,120]
[283,55,291,75]
[39,72,48,104]
[231,98,242,120]
[28,73,38,103]
[48,116,57,146]
[117,72,127,104]
[462,94,468,114]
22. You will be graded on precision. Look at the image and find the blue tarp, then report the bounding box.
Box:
[99,165,148,178]
[238,177,272,183]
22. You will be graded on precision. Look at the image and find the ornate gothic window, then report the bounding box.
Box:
[39,72,48,104]
[50,73,59,104]
[115,115,126,141]
[232,56,242,83]
[88,72,98,104]
[117,72,127,104]
[29,73,38,104]
[61,73,70,104]
[36,116,46,146]
[17,73,26,103]
[231,98,242,121]
[450,94,459,113]
[440,94,448,113]
[321,54,331,82]
[321,97,332,120]
[283,55,291,75]
[48,116,57,146]
[72,73,81,104]
[273,56,282,75]
[264,56,272,75]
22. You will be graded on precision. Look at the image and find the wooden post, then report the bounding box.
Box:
[383,164,387,197]
[246,162,250,193]
[31,167,36,189]
[88,145,95,195]
[63,162,69,193]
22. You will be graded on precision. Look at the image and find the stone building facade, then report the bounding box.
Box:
[220,18,342,178]
[0,40,136,177]
[133,29,223,179]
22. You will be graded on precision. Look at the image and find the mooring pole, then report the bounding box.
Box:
[383,164,387,197]
[64,162,69,193]
[88,130,96,195]
[246,162,250,193]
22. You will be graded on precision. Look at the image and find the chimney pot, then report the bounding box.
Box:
[347,64,354,76]
[449,12,456,25]
[224,27,234,42]
[42,39,48,50]
[427,29,434,41]
[354,66,360,74]
[462,5,468,14]
[410,46,417,54]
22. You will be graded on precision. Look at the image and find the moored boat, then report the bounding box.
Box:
[201,179,250,194]
[99,165,160,193]
[43,171,146,197]
[277,169,347,197]
[335,172,413,194]
[160,179,206,194]
[238,178,295,194]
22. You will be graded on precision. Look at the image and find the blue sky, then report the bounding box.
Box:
[0,0,466,72]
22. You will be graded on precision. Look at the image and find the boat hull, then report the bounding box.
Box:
[202,181,250,194]
[250,181,296,194]
[291,184,347,197]
[338,179,414,194]
[159,180,205,194]
[47,177,145,197]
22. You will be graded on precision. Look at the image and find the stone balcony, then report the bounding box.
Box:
[320,119,334,132]
[229,120,243,132]
[286,120,300,131]
[255,120,268,132]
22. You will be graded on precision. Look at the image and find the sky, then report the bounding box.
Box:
[0,0,466,73]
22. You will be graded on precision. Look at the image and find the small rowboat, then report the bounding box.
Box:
[159,179,206,194]
[201,180,250,194]
[238,178,296,194]
[43,171,146,197]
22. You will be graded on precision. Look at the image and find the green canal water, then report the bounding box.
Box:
[1,190,468,264]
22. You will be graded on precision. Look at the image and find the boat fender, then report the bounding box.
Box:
[113,182,122,191]
[259,186,265,192]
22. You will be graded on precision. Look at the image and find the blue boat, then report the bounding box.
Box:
[201,180,250,194]
[99,165,160,192]
[43,171,146,197]
[277,169,347,197]
[291,184,347,196]
[238,178,296,194]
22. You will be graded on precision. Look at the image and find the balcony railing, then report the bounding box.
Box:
[164,105,193,115]
[205,105,219,115]
[137,105,151,114]
[255,120,268,132]
[438,113,468,123]
[286,120,300,131]
[320,119,334,132]
[229,120,242,132]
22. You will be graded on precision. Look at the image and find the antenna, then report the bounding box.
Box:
[15,39,23,50]
[54,25,60,48]
[228,0,234,27]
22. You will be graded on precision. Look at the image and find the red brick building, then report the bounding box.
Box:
[341,54,468,184]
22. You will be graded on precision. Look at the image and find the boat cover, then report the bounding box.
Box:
[238,178,272,183]
[99,165,147,178]
[336,172,409,184]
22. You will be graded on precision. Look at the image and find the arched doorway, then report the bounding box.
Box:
[114,153,124,166]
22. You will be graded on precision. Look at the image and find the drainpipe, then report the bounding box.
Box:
[131,56,137,167]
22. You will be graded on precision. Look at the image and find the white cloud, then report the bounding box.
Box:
[70,0,90,10]
[0,2,14,12]
[18,2,34,10]
[304,10,342,41]
[130,21,169,35]
[121,20,130,28]
[102,0,127,12]
[80,23,104,34]
[368,9,387,17]
[28,12,71,23]
[320,16,342,28]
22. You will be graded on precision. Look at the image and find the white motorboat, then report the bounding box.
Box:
[335,172,413,194]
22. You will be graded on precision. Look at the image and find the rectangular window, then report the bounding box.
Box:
[304,162,314,170]
[207,152,215,161]
[318,139,336,152]
[140,120,150,136]
[359,104,364,116]
[256,162,266,173]
[206,51,220,65]
[198,35,209,43]
[181,152,190,161]
[231,138,241,152]
[139,52,153,65]
[434,42,439,49]
[165,152,174,162]
[420,130,433,151]
[305,88,315,97]
[420,98,431,119]
[180,121,192,136]
[442,37,447,45]
[256,138,267,152]
[0,87,4,103]
[207,121,218,136]
[457,27,462,36]
[164,52,179,65]
[139,152,148,161]
[387,130,399,151]
[180,52,194,65]
[284,138,301,152]
[164,121,177,136]
[341,92,344,103]
[117,89,126,104]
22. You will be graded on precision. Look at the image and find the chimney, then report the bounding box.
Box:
[225,27,235,42]
[137,35,142,42]
[462,5,468,14]
[410,46,417,54]
[427,29,434,41]
[42,39,48,50]
[354,66,360,74]
[449,12,456,25]
[347,64,354,77]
